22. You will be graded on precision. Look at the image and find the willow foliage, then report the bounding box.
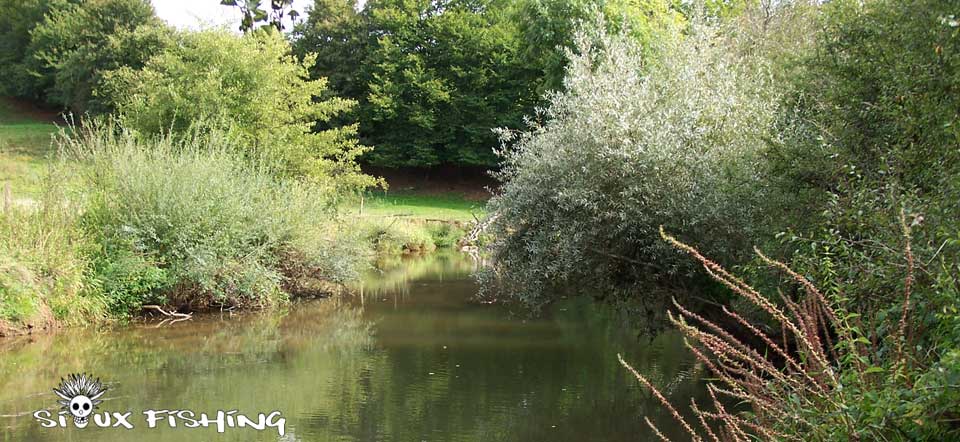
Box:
[486,18,781,306]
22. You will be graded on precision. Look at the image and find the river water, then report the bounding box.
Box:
[0,251,709,441]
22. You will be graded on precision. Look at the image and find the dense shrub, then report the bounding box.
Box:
[105,28,376,196]
[59,123,370,316]
[360,219,438,256]
[485,18,780,307]
[755,1,960,436]
[768,0,960,312]
[606,1,960,439]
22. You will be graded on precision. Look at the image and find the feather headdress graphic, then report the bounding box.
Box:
[52,373,107,428]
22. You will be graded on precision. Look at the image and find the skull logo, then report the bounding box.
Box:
[53,373,106,428]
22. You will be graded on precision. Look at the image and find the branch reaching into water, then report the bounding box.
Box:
[142,305,192,320]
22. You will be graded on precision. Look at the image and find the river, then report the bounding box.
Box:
[0,251,709,441]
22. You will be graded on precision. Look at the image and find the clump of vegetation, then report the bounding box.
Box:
[486,16,779,307]
[621,220,959,441]
[105,28,376,196]
[359,217,468,256]
[0,183,106,333]
[361,219,436,256]
[426,223,466,249]
[56,123,370,316]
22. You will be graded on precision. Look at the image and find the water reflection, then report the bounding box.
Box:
[0,251,708,441]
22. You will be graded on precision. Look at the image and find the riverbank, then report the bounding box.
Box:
[0,99,490,336]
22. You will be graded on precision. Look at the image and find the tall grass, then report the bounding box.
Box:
[0,178,105,333]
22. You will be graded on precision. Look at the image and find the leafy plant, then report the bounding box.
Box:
[222,0,301,32]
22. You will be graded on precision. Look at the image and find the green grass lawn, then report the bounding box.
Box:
[0,99,59,200]
[359,192,486,222]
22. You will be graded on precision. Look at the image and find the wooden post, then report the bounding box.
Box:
[359,194,364,216]
[2,182,10,213]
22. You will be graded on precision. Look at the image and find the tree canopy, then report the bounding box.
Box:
[293,0,686,168]
[106,29,375,195]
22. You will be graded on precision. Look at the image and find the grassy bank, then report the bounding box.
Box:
[1,123,374,334]
[0,99,58,201]
[351,191,482,255]
[0,102,486,334]
[359,192,484,222]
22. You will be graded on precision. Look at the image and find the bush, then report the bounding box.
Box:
[767,0,960,313]
[426,222,466,249]
[59,123,369,315]
[105,28,376,196]
[485,17,780,307]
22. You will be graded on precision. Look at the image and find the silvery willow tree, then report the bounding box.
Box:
[485,17,781,309]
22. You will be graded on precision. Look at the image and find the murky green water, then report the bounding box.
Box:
[0,252,708,441]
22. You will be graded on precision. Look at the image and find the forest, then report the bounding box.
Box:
[0,0,958,440]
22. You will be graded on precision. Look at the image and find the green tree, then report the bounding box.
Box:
[0,0,78,99]
[25,0,166,113]
[292,0,367,100]
[513,0,684,94]
[106,29,376,196]
[357,0,541,167]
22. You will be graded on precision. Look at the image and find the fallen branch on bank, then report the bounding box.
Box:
[142,305,193,320]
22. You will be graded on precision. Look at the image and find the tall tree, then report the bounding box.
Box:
[359,0,541,166]
[514,0,684,94]
[292,0,366,100]
[0,0,78,100]
[296,0,543,167]
[25,0,167,113]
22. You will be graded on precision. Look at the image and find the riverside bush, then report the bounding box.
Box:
[757,2,960,436]
[610,1,960,439]
[486,18,780,307]
[59,123,369,315]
